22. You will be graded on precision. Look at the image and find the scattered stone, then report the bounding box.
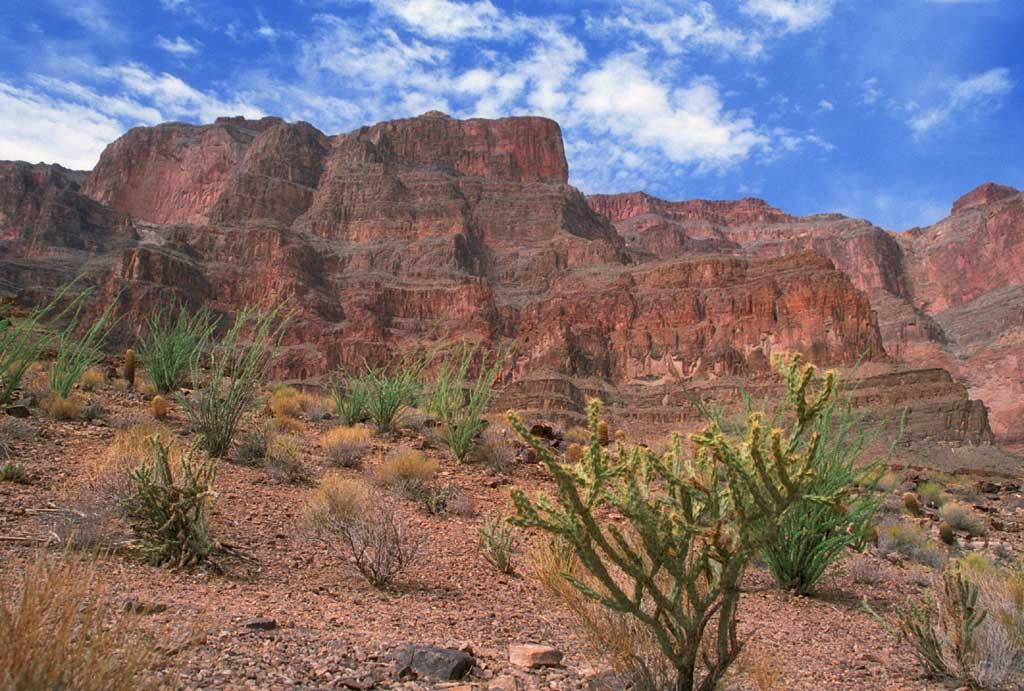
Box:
[393,644,475,681]
[508,644,563,669]
[489,675,519,691]
[529,423,555,439]
[243,617,278,631]
[122,600,168,615]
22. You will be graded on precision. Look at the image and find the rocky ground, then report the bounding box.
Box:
[1,377,1022,691]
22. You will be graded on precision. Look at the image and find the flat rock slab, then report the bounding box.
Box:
[243,617,278,630]
[393,644,475,681]
[508,643,563,668]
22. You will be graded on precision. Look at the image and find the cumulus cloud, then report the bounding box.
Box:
[909,67,1012,135]
[817,99,834,111]
[156,35,200,56]
[741,0,836,32]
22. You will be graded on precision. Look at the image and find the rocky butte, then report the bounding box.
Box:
[0,111,1020,472]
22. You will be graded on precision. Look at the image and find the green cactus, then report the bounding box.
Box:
[507,353,840,691]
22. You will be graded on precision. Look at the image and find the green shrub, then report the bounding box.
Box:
[877,520,946,568]
[123,435,217,567]
[758,390,884,594]
[508,354,841,691]
[236,423,271,464]
[478,512,517,574]
[179,307,287,457]
[137,304,217,395]
[264,434,306,484]
[49,298,118,399]
[918,481,948,509]
[429,341,501,462]
[328,372,371,425]
[938,502,988,537]
[365,359,424,432]
[0,461,29,484]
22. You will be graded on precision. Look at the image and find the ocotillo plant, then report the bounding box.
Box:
[508,354,844,691]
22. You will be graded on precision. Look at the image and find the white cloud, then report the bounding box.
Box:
[156,35,200,56]
[909,67,1012,135]
[575,54,767,169]
[861,77,882,105]
[372,0,508,40]
[817,99,834,111]
[741,0,836,32]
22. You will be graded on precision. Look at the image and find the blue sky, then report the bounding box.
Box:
[0,0,1021,230]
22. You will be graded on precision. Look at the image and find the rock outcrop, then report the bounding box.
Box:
[0,112,1017,469]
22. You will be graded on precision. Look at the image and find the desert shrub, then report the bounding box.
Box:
[0,435,9,462]
[320,425,372,468]
[877,520,947,568]
[78,366,105,391]
[374,448,438,495]
[180,307,287,457]
[305,474,420,588]
[918,481,948,509]
[478,512,517,574]
[49,299,118,399]
[0,287,83,406]
[358,357,425,432]
[137,304,217,395]
[467,425,514,475]
[267,385,305,419]
[40,393,84,420]
[328,372,371,425]
[428,341,501,462]
[236,423,271,464]
[509,354,841,691]
[269,415,304,435]
[264,434,306,484]
[0,462,29,484]
[529,536,676,690]
[123,435,217,567]
[893,559,1024,689]
[757,390,884,594]
[848,555,890,586]
[877,470,902,493]
[562,425,590,446]
[0,554,157,691]
[939,502,988,537]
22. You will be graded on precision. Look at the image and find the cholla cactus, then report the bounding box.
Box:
[508,354,839,691]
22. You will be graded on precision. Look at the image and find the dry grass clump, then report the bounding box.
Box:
[467,424,514,475]
[78,366,106,392]
[236,422,271,465]
[877,520,946,568]
[848,555,891,586]
[268,414,304,435]
[938,502,988,537]
[374,448,438,493]
[267,386,325,420]
[528,537,676,690]
[876,470,902,493]
[918,481,949,509]
[320,426,372,468]
[562,425,590,446]
[264,434,306,484]
[304,474,420,588]
[0,462,29,484]
[40,393,84,420]
[0,554,158,691]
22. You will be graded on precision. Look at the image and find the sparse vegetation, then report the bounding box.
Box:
[267,385,307,419]
[264,434,306,483]
[877,520,946,568]
[0,461,29,483]
[0,554,157,691]
[939,501,988,537]
[123,435,217,567]
[428,341,501,462]
[305,474,420,588]
[79,366,105,391]
[180,307,287,457]
[0,288,79,406]
[374,447,438,495]
[328,372,371,425]
[508,354,843,691]
[49,298,118,400]
[918,481,948,509]
[363,357,424,432]
[40,392,84,420]
[478,512,517,574]
[136,304,217,395]
[236,422,271,464]
[320,425,372,468]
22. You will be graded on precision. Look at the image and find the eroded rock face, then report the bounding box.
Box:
[0,112,1014,463]
[590,182,1024,449]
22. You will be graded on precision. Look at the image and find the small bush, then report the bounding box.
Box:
[267,386,305,419]
[123,435,217,567]
[320,426,372,468]
[180,307,287,457]
[877,520,946,568]
[467,424,514,474]
[269,415,304,435]
[136,304,217,395]
[329,374,371,426]
[49,299,118,399]
[877,471,901,493]
[428,341,501,462]
[478,512,517,574]
[264,434,306,484]
[918,481,948,509]
[40,393,84,420]
[939,502,988,537]
[894,560,1024,689]
[562,425,589,446]
[848,556,889,586]
[374,448,438,495]
[236,423,271,465]
[78,367,105,391]
[903,491,921,513]
[359,357,425,432]
[0,554,158,691]
[0,462,29,484]
[305,475,420,588]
